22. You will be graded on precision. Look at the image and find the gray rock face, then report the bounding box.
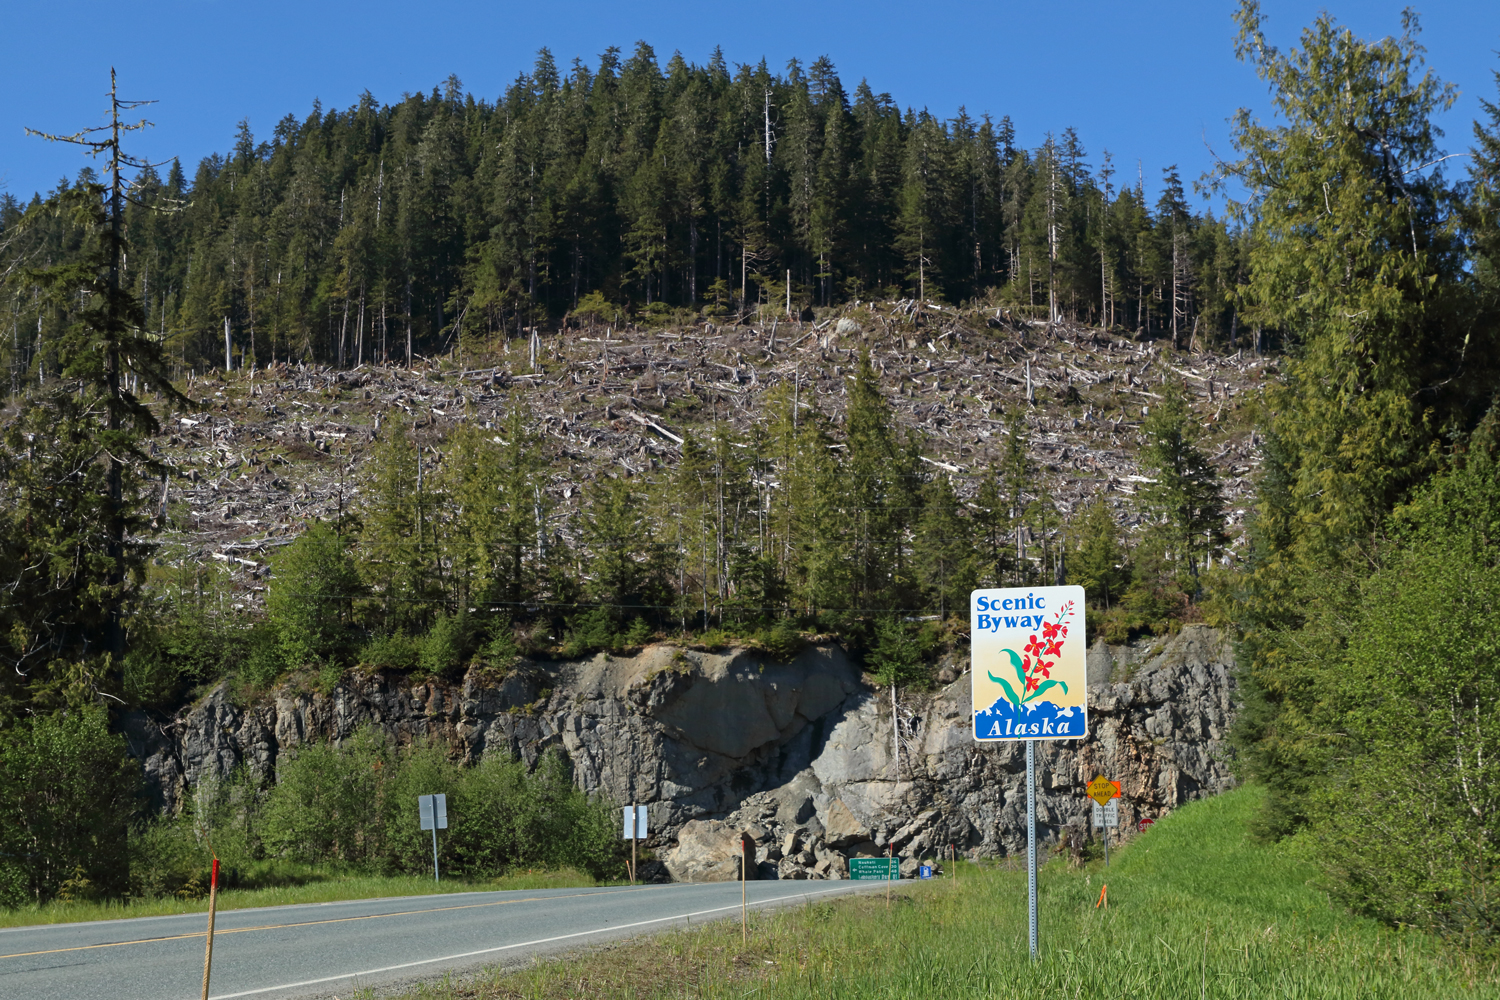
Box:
[132,626,1237,881]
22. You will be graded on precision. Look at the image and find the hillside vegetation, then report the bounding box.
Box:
[2,0,1500,961]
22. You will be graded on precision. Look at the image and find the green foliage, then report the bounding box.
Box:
[359,420,434,634]
[1136,378,1226,589]
[359,631,423,671]
[0,709,138,906]
[266,521,362,676]
[1218,10,1500,905]
[1221,2,1495,570]
[865,616,935,690]
[1266,458,1500,942]
[419,611,475,678]
[1068,495,1128,611]
[256,727,622,879]
[559,609,652,658]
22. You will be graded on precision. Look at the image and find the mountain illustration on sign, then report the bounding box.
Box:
[975,600,1079,738]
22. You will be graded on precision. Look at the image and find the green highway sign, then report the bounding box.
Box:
[848,857,901,880]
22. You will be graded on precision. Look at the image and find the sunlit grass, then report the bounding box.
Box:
[0,866,604,929]
[417,786,1497,999]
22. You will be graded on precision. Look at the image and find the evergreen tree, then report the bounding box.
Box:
[1137,378,1226,586]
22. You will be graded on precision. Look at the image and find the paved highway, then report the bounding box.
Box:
[0,879,887,1000]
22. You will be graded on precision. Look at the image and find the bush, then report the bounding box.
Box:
[0,709,138,906]
[360,631,422,671]
[865,616,935,689]
[1298,459,1500,942]
[420,611,475,677]
[254,726,623,880]
[562,608,618,658]
[266,522,362,672]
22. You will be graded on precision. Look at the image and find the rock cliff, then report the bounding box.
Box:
[127,625,1237,880]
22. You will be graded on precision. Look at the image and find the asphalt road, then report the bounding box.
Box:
[0,879,888,1000]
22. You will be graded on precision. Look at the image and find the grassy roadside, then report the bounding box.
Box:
[386,786,1498,999]
[0,867,603,929]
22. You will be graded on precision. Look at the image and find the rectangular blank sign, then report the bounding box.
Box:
[622,805,648,839]
[419,793,448,831]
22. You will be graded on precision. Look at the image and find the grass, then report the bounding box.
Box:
[385,786,1500,999]
[0,867,602,930]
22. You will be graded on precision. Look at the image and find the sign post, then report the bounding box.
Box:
[971,585,1087,961]
[622,805,648,884]
[1087,777,1122,867]
[418,794,448,883]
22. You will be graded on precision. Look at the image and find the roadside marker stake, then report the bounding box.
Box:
[1095,883,1108,910]
[200,857,219,1000]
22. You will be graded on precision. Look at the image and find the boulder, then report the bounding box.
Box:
[822,799,869,848]
[662,819,745,882]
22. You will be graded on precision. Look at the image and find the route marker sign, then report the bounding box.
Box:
[622,805,648,884]
[1087,776,1121,807]
[622,805,648,839]
[972,585,1087,963]
[419,793,448,831]
[418,794,448,883]
[849,857,900,880]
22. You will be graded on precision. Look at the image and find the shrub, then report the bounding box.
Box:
[266,522,362,671]
[420,611,475,677]
[0,709,138,905]
[360,631,422,671]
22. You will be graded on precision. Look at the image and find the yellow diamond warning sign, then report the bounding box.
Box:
[1087,776,1121,807]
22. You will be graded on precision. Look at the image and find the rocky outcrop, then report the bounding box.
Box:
[127,626,1237,881]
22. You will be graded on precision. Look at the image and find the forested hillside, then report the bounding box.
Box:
[2,43,1245,379]
[2,0,1500,955]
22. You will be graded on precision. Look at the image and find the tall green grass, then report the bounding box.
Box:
[445,785,1497,1000]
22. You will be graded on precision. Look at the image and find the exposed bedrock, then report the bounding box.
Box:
[126,626,1237,881]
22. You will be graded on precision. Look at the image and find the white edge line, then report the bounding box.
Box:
[207,884,871,1000]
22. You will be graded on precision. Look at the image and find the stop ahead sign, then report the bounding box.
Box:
[1087,776,1121,807]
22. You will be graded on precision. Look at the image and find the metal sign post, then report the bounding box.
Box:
[1026,739,1037,958]
[1092,800,1119,865]
[1087,777,1122,868]
[419,794,448,883]
[971,585,1088,963]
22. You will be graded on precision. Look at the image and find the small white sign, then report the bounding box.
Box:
[1092,800,1119,829]
[419,793,448,831]
[622,805,648,839]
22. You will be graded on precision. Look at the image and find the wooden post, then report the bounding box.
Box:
[886,843,893,910]
[200,858,219,1000]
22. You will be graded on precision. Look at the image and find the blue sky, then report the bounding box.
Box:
[2,1,1497,209]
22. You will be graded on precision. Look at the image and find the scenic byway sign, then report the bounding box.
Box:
[971,586,1088,741]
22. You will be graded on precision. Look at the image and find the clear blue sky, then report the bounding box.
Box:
[3,1,1497,209]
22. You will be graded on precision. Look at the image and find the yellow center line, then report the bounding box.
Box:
[0,884,672,961]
